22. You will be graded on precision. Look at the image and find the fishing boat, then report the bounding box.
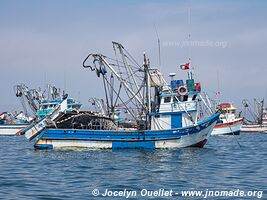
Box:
[0,124,28,136]
[0,112,29,136]
[15,83,81,116]
[0,84,82,136]
[0,83,55,136]
[241,99,267,133]
[36,98,81,117]
[18,42,219,149]
[211,103,242,136]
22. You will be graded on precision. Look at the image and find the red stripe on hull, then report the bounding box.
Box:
[215,119,242,128]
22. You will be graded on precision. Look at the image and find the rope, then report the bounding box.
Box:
[222,111,241,148]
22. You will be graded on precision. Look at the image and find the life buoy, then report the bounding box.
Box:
[177,85,188,96]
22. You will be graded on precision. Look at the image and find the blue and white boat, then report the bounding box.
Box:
[36,98,82,117]
[19,42,219,149]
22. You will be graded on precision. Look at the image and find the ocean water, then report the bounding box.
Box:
[0,133,266,200]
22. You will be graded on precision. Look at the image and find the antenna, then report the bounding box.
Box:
[216,69,221,103]
[64,70,66,92]
[44,72,47,89]
[187,7,194,80]
[187,7,192,66]
[154,24,161,69]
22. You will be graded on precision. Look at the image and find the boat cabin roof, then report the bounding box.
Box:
[40,98,81,105]
[218,103,237,111]
[161,91,198,97]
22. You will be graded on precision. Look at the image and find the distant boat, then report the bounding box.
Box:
[241,99,267,133]
[211,103,243,136]
[0,124,28,136]
[0,84,82,136]
[0,112,29,136]
[36,98,82,117]
[18,42,220,149]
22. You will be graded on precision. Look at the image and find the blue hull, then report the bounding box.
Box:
[34,113,220,149]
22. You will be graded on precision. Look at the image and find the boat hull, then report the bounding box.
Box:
[241,125,267,133]
[33,113,219,149]
[211,118,242,136]
[0,124,28,136]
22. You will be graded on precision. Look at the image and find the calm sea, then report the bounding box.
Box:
[0,133,266,200]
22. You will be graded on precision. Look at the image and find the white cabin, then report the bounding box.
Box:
[151,78,201,130]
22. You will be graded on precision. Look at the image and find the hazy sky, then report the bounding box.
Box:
[1,0,267,112]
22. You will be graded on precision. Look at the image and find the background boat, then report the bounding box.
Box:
[241,99,267,132]
[211,103,242,136]
[0,84,82,136]
[0,112,29,136]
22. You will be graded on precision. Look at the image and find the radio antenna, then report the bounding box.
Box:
[154,24,161,69]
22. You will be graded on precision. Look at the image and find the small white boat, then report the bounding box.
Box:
[211,103,243,136]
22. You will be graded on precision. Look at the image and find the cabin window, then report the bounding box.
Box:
[164,97,171,103]
[183,95,188,102]
[43,105,48,109]
[192,95,197,101]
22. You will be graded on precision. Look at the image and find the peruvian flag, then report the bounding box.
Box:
[179,63,190,70]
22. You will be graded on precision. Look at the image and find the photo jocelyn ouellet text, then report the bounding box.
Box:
[91,188,263,199]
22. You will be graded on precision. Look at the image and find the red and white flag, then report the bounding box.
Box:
[179,63,190,70]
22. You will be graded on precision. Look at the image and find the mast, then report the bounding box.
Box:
[260,99,264,125]
[154,24,161,69]
[157,38,161,68]
[144,53,151,129]
[187,7,193,80]
[216,69,221,104]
